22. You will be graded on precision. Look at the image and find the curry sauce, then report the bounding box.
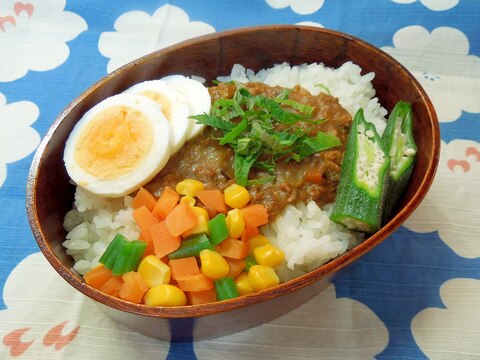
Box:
[146,82,352,219]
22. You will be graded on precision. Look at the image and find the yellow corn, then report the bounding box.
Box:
[144,284,187,306]
[180,195,196,206]
[199,249,230,279]
[247,265,280,291]
[175,179,204,197]
[224,183,250,209]
[137,255,171,288]
[234,272,254,296]
[253,244,285,268]
[182,206,210,237]
[248,234,270,256]
[225,208,245,239]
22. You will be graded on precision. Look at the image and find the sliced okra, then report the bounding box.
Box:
[330,109,390,233]
[381,101,417,220]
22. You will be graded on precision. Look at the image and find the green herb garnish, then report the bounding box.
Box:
[191,85,341,186]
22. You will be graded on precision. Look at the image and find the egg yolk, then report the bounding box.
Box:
[140,90,172,120]
[74,106,153,179]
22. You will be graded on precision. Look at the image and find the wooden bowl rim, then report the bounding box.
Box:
[26,24,440,318]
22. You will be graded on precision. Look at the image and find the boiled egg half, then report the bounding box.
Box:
[123,80,191,154]
[161,75,211,140]
[63,93,172,197]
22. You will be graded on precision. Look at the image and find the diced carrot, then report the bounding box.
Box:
[165,202,198,237]
[225,257,246,279]
[84,265,113,290]
[186,288,217,305]
[132,187,157,212]
[177,273,214,292]
[196,189,227,214]
[152,187,180,220]
[305,170,324,185]
[99,276,124,298]
[132,205,158,243]
[119,271,149,304]
[240,226,259,242]
[142,241,156,258]
[240,204,269,228]
[150,220,181,258]
[215,238,250,259]
[169,257,201,281]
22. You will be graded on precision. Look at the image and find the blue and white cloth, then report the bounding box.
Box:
[1,0,479,358]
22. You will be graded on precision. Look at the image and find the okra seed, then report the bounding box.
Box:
[405,148,416,156]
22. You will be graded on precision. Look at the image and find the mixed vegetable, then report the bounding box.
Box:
[83,181,285,306]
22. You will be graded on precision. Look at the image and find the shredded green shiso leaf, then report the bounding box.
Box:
[190,85,341,186]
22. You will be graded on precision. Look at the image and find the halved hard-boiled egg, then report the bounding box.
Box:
[123,80,191,154]
[161,75,211,140]
[63,93,171,198]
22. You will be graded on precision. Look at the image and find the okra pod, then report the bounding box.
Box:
[330,109,390,233]
[381,101,417,220]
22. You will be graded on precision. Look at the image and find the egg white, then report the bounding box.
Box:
[63,93,172,198]
[123,80,192,154]
[161,75,211,140]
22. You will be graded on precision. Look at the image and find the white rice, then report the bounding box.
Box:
[63,61,385,279]
[262,202,363,282]
[218,62,387,135]
[63,186,140,275]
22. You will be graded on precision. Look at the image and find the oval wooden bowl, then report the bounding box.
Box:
[26,25,440,341]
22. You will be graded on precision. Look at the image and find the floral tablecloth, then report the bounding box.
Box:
[1,0,479,359]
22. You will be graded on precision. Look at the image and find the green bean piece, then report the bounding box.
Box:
[99,233,126,269]
[121,241,148,275]
[245,255,257,272]
[214,277,239,301]
[100,234,147,275]
[168,233,214,260]
[330,109,390,233]
[208,213,229,246]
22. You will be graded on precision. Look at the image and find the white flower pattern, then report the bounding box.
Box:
[0,0,87,82]
[195,283,388,359]
[411,278,480,358]
[404,140,480,258]
[382,26,480,122]
[392,0,459,11]
[0,93,40,187]
[98,4,215,73]
[265,0,325,15]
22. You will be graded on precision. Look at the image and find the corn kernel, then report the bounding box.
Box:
[253,244,285,268]
[247,265,279,291]
[176,179,204,197]
[199,249,230,279]
[137,255,171,288]
[225,208,245,239]
[180,195,196,206]
[234,272,254,296]
[182,206,210,237]
[224,184,250,209]
[144,284,187,306]
[248,234,270,256]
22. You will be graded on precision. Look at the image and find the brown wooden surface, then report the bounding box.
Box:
[26,25,440,340]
